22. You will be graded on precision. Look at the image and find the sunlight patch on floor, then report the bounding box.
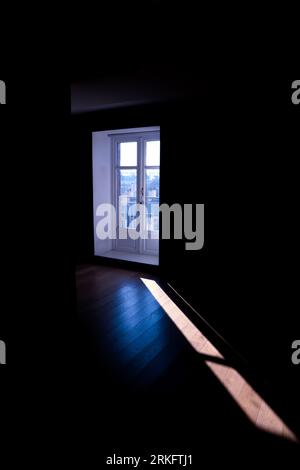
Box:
[141,278,298,443]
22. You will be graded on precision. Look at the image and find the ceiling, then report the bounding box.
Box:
[71,64,205,114]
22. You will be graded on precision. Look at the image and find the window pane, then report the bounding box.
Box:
[146,140,160,166]
[119,169,137,228]
[120,142,137,166]
[145,169,159,198]
[145,168,159,231]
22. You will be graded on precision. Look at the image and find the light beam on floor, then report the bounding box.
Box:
[140,278,298,443]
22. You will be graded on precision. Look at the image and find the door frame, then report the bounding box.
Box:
[111,131,160,254]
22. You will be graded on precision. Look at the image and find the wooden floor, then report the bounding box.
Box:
[101,249,159,265]
[76,264,299,459]
[76,264,187,389]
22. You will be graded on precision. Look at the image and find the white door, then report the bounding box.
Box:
[113,132,160,256]
[141,138,160,255]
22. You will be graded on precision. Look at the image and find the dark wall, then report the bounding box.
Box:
[72,127,94,263]
[71,81,299,420]
[0,76,78,377]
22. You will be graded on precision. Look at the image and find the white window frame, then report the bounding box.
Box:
[111,131,160,254]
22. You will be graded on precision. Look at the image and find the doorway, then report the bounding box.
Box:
[93,127,160,266]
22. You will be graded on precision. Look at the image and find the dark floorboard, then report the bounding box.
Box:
[75,264,300,462]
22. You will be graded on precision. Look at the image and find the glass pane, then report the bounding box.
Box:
[145,169,159,231]
[119,169,137,229]
[120,142,137,166]
[146,140,160,166]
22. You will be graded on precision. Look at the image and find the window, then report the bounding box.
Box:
[112,130,160,255]
[120,142,137,166]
